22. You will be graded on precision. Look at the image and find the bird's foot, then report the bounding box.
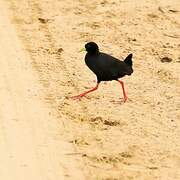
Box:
[70,94,85,100]
[123,95,128,103]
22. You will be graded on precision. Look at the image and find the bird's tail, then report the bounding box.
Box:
[124,53,133,66]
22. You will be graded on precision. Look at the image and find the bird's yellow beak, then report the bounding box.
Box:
[79,48,86,52]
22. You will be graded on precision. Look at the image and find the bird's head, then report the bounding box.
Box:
[83,42,99,54]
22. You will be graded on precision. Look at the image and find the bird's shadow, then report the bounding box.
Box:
[109,99,123,104]
[62,94,133,105]
[109,98,133,104]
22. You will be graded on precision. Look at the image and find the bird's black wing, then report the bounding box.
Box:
[98,53,127,79]
[85,52,130,81]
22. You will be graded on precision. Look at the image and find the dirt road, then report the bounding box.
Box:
[0,0,180,179]
[0,1,84,179]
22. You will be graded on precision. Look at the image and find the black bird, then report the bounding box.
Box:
[72,42,133,102]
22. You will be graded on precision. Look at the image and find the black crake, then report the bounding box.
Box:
[71,42,133,102]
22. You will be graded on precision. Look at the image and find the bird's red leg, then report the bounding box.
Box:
[117,80,128,102]
[71,83,99,100]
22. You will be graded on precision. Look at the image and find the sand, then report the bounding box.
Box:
[0,0,180,179]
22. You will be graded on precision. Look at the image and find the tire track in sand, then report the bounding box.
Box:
[8,0,91,123]
[7,0,92,177]
[1,0,85,179]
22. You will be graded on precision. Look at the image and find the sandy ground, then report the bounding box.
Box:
[0,1,84,179]
[0,0,180,179]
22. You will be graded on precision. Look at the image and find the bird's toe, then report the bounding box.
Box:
[124,96,128,102]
